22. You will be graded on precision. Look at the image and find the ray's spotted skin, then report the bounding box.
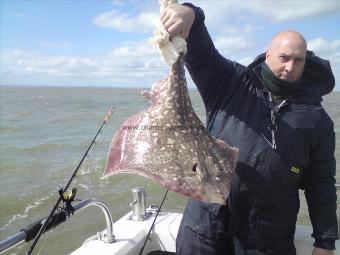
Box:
[104,57,238,204]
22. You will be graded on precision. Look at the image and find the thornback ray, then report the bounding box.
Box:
[103,57,238,204]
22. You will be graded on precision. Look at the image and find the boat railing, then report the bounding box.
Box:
[0,198,115,253]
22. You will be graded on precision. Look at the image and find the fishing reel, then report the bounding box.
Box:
[58,188,77,216]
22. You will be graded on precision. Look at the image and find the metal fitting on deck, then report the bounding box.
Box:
[130,187,148,221]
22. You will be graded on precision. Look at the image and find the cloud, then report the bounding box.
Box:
[1,49,97,77]
[0,40,169,87]
[2,35,339,89]
[39,41,71,50]
[191,0,340,24]
[92,1,340,35]
[238,56,254,66]
[93,10,158,33]
[110,0,125,7]
[214,36,254,53]
[1,0,339,90]
[308,38,340,82]
[263,1,340,22]
[308,38,340,56]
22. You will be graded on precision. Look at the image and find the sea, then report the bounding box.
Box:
[0,86,339,255]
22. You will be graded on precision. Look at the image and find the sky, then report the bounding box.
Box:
[1,0,340,90]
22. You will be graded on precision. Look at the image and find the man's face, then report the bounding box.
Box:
[265,33,307,82]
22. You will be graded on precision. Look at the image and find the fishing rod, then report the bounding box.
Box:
[26,107,114,255]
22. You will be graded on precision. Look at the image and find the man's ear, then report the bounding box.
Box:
[265,50,269,64]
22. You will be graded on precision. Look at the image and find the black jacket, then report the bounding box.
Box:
[177,3,338,254]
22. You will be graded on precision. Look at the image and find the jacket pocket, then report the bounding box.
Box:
[198,201,223,216]
[182,199,226,241]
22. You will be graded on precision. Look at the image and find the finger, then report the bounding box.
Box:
[163,19,176,31]
[160,11,170,24]
[167,22,182,38]
[160,7,171,19]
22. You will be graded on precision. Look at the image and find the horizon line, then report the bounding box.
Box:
[0,84,200,90]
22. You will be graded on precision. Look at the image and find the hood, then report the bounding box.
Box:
[247,51,335,103]
[303,50,335,96]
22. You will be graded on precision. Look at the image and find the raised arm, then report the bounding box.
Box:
[161,3,241,112]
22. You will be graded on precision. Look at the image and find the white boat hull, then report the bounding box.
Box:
[70,209,339,255]
[71,210,181,255]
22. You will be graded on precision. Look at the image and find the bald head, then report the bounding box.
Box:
[269,31,307,53]
[265,30,307,82]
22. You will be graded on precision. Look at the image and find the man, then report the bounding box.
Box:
[161,3,338,255]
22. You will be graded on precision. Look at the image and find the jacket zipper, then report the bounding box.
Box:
[267,93,287,150]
